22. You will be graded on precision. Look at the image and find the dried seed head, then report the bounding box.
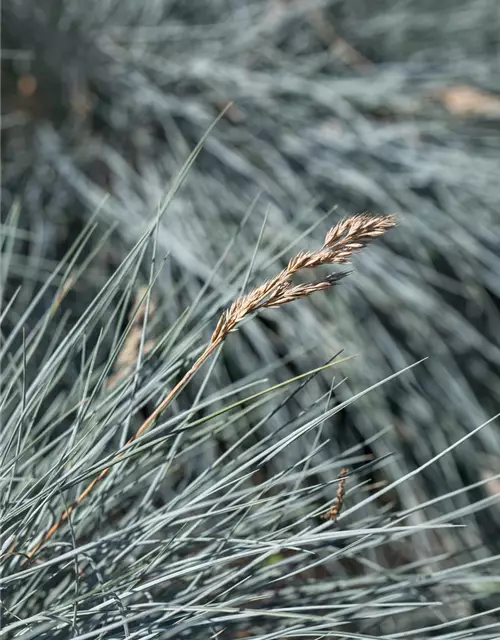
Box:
[212,213,396,342]
[323,213,397,264]
[322,467,349,522]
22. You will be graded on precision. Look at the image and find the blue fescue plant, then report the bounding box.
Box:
[2,1,500,636]
[2,188,499,637]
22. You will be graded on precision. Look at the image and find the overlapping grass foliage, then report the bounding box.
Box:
[2,0,500,637]
[2,201,499,638]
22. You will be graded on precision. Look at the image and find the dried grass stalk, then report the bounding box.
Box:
[26,213,396,559]
[322,467,349,522]
[106,286,157,390]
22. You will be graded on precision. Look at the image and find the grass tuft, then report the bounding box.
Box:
[2,2,500,637]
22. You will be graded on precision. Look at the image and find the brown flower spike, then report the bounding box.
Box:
[322,467,349,522]
[25,213,396,560]
[211,213,396,340]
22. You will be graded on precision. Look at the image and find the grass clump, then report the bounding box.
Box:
[2,1,500,636]
[1,199,499,638]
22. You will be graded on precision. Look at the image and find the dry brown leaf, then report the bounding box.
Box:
[438,85,500,117]
[481,470,500,498]
[106,286,157,389]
